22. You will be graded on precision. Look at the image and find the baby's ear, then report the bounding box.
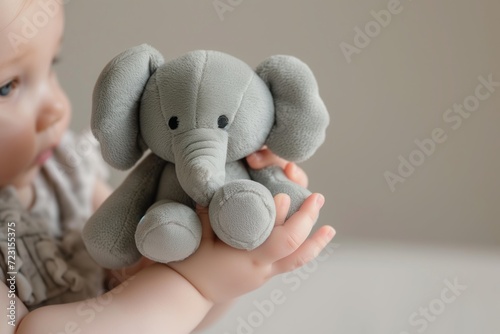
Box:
[92,44,164,170]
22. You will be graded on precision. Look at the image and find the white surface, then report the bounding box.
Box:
[203,238,500,334]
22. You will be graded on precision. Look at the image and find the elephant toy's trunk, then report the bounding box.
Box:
[172,128,228,207]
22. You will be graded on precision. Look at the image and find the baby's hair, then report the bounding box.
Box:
[0,0,33,32]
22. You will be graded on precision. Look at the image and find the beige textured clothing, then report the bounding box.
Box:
[0,131,107,310]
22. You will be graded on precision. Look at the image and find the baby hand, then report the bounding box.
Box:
[247,147,309,188]
[167,192,334,304]
[107,148,317,293]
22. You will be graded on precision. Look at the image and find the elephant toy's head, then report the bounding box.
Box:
[92,44,329,206]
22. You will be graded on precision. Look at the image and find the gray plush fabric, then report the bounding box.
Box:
[209,180,275,250]
[91,44,164,170]
[83,153,166,269]
[83,44,329,268]
[256,55,330,162]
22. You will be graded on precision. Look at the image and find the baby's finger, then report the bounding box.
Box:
[196,205,215,241]
[246,149,288,170]
[284,163,309,188]
[257,193,325,262]
[271,225,335,275]
[274,193,291,227]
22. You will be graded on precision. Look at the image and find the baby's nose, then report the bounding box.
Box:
[36,94,65,132]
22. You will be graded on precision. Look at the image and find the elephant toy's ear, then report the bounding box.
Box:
[91,44,165,170]
[256,55,329,162]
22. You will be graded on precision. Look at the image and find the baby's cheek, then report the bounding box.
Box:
[0,120,37,186]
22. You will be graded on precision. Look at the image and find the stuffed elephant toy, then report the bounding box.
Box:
[83,44,329,269]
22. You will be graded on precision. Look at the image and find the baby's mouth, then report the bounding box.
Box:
[35,148,54,166]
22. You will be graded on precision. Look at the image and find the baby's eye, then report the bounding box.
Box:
[0,81,16,97]
[52,56,61,66]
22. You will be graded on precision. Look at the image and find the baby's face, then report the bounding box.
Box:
[0,0,71,190]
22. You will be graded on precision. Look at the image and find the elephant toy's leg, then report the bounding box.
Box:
[209,180,275,250]
[135,200,202,263]
[249,166,311,220]
[83,154,166,269]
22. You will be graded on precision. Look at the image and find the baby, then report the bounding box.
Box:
[0,1,335,333]
[0,0,112,321]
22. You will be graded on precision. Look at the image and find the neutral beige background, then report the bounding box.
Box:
[59,1,499,333]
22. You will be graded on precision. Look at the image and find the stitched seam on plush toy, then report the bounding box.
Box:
[110,155,163,260]
[141,221,198,262]
[116,48,151,63]
[154,73,173,157]
[217,188,273,244]
[233,72,255,122]
[110,174,151,260]
[195,51,209,129]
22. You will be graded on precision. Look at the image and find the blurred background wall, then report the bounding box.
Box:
[62,0,500,247]
[60,1,499,333]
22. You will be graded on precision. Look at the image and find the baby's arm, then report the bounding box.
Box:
[15,264,213,334]
[14,192,331,334]
[13,149,327,334]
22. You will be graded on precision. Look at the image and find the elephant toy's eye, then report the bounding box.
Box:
[218,115,229,129]
[168,116,179,130]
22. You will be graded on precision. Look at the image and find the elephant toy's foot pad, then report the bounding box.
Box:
[209,180,275,250]
[135,201,202,263]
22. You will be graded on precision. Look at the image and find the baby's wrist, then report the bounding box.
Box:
[165,264,215,306]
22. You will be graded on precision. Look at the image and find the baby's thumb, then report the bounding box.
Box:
[196,204,215,239]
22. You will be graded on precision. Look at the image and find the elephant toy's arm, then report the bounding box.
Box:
[248,166,311,219]
[83,153,166,269]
